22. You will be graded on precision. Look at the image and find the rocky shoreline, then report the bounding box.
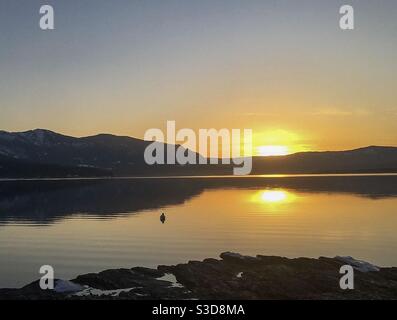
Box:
[1,252,397,300]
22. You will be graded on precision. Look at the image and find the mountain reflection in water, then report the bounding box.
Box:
[0,175,396,224]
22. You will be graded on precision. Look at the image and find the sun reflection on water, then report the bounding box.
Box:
[251,189,297,205]
[261,190,287,202]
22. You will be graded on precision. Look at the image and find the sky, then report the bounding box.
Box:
[0,0,396,154]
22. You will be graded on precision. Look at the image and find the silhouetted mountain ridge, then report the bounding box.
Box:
[0,129,396,177]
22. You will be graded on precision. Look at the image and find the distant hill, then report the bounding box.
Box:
[0,129,199,177]
[0,129,396,178]
[251,146,397,174]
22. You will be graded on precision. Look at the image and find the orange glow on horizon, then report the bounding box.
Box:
[257,145,289,157]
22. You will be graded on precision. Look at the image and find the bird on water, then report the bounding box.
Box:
[160,213,166,224]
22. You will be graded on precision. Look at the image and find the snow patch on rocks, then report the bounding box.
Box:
[72,286,138,297]
[156,273,184,288]
[54,280,85,293]
[335,256,380,272]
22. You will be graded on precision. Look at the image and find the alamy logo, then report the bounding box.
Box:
[339,5,354,30]
[39,265,54,290]
[339,265,354,290]
[37,5,353,32]
[144,121,253,175]
[39,5,55,30]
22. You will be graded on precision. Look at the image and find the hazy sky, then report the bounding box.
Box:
[0,0,396,152]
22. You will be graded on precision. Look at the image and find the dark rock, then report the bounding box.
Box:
[1,253,397,300]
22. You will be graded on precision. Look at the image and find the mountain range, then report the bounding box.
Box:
[0,129,396,178]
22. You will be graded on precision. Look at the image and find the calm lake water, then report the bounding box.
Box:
[0,175,396,288]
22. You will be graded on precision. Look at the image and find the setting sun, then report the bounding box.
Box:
[257,145,289,157]
[253,129,310,156]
